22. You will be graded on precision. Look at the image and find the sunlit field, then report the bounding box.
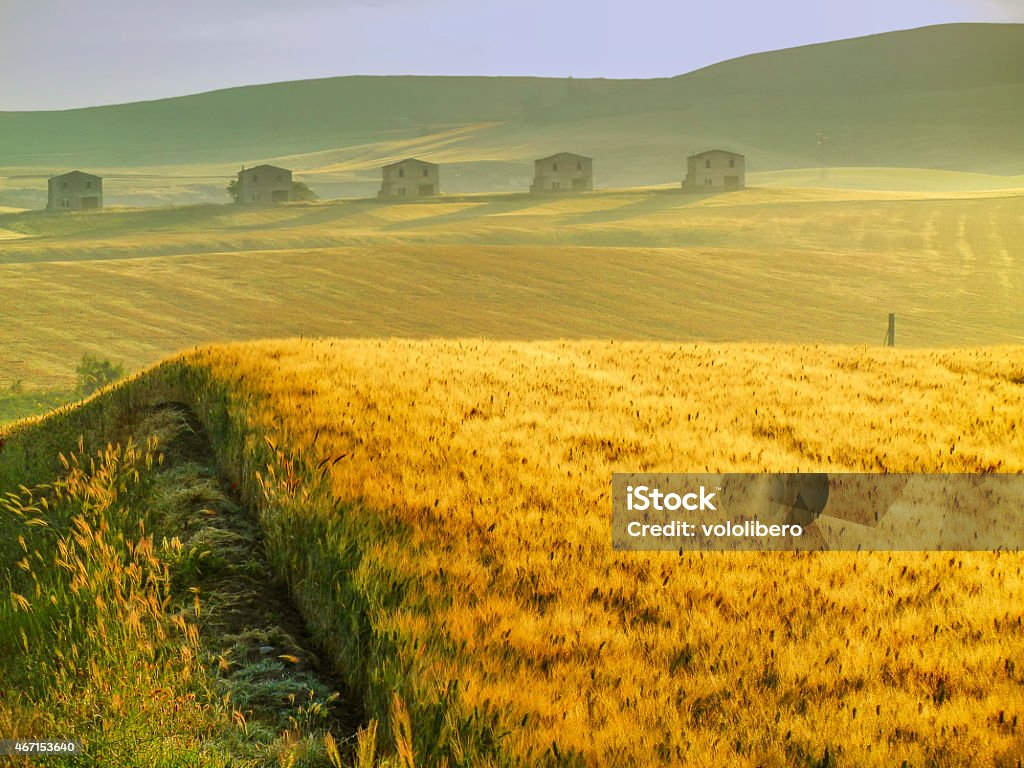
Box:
[2,18,1023,766]
[184,338,1024,765]
[2,185,1023,391]
[751,167,1024,192]
[5,339,1020,765]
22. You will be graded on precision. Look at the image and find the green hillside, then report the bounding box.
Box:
[1,23,1022,206]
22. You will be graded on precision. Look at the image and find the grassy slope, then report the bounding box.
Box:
[0,426,233,768]
[1,186,1022,389]
[1,23,1022,205]
[4,339,1022,766]
[0,397,392,767]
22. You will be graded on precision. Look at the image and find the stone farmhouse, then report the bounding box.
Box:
[379,158,440,198]
[530,152,593,193]
[47,171,103,210]
[683,150,746,191]
[237,164,293,204]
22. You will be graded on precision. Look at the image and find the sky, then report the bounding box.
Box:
[0,0,1021,110]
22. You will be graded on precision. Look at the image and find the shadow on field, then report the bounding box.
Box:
[223,200,380,231]
[558,189,726,226]
[379,194,553,230]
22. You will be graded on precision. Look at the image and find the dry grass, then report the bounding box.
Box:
[751,167,1024,193]
[1,187,1023,389]
[123,337,1024,766]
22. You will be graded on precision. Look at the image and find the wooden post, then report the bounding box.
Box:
[886,313,895,347]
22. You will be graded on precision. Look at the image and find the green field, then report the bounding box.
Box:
[0,388,72,424]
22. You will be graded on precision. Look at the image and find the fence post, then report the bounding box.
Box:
[885,313,895,347]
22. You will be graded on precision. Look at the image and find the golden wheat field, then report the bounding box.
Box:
[99,337,1023,766]
[1,185,1023,389]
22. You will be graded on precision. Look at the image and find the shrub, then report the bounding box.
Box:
[76,354,126,396]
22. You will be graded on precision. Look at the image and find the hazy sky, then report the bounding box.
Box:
[1,0,1021,110]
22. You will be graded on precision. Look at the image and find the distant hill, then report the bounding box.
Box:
[1,23,1022,205]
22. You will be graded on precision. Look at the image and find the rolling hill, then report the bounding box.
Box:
[1,186,1022,391]
[3,19,1022,767]
[1,23,1022,206]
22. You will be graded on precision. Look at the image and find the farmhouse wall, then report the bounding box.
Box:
[379,159,441,198]
[238,165,293,204]
[530,153,593,193]
[47,171,103,211]
[684,150,746,191]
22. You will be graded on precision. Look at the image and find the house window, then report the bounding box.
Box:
[552,181,560,190]
[705,178,712,186]
[423,168,429,177]
[62,181,69,190]
[705,159,711,168]
[62,199,70,208]
[253,175,259,182]
[729,158,735,168]
[277,175,283,182]
[553,163,559,171]
[399,168,405,177]
[576,161,582,171]
[399,187,406,196]
[85,181,92,189]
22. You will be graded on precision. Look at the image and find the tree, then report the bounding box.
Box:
[291,181,317,201]
[226,178,240,203]
[76,354,126,396]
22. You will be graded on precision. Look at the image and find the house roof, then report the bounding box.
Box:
[239,164,292,176]
[688,149,744,159]
[535,152,592,163]
[382,157,439,170]
[50,170,102,181]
